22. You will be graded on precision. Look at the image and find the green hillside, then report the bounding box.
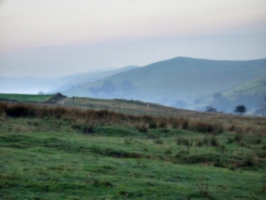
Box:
[198,76,266,113]
[0,93,54,103]
[63,57,266,110]
[222,76,266,99]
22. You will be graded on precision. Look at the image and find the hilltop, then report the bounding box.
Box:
[63,57,266,113]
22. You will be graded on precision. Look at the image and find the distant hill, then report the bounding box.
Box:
[48,65,138,94]
[201,76,266,113]
[220,76,266,99]
[63,57,266,113]
[0,66,137,94]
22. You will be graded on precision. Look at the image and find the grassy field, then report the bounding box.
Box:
[65,97,266,134]
[0,93,54,103]
[0,102,266,199]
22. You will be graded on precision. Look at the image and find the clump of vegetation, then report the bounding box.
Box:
[235,105,247,115]
[262,168,266,192]
[82,124,94,134]
[176,136,193,146]
[136,124,148,133]
[191,121,223,134]
[196,179,211,199]
[148,121,157,129]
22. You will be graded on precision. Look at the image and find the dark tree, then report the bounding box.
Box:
[235,105,247,115]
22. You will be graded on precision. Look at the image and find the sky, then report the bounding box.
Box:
[0,0,266,77]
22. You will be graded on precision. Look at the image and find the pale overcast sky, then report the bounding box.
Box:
[0,0,266,77]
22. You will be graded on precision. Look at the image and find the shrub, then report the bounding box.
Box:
[228,124,237,132]
[194,122,212,133]
[153,138,164,145]
[262,169,266,192]
[149,122,157,129]
[196,179,210,199]
[176,136,193,146]
[255,149,266,159]
[82,125,94,134]
[234,133,242,143]
[243,154,256,167]
[202,136,210,146]
[158,120,168,128]
[96,110,110,118]
[209,135,220,146]
[5,104,37,117]
[136,125,148,133]
[192,122,223,134]
[169,118,179,128]
[181,118,189,130]
[71,123,83,130]
[142,115,154,123]
[53,107,67,118]
[195,135,219,147]
[0,103,7,115]
[195,138,204,147]
[164,147,172,155]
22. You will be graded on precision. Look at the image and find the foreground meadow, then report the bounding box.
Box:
[0,102,266,199]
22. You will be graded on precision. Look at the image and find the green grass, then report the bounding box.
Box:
[222,76,266,99]
[1,114,266,199]
[65,96,266,134]
[0,93,53,103]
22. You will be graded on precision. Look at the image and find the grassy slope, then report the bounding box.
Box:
[0,102,266,199]
[0,93,53,102]
[65,97,266,132]
[0,117,266,200]
[222,76,266,99]
[194,76,266,109]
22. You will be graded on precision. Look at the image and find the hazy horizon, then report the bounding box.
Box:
[1,0,266,78]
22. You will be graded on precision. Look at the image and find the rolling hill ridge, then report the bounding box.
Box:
[63,57,266,113]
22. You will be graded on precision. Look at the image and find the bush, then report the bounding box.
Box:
[158,120,168,128]
[176,136,193,146]
[136,125,148,133]
[243,154,255,167]
[96,110,111,118]
[181,118,189,130]
[5,104,36,117]
[0,103,7,115]
[234,133,242,143]
[153,138,164,145]
[209,135,219,146]
[82,125,94,134]
[192,122,223,134]
[149,122,157,129]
